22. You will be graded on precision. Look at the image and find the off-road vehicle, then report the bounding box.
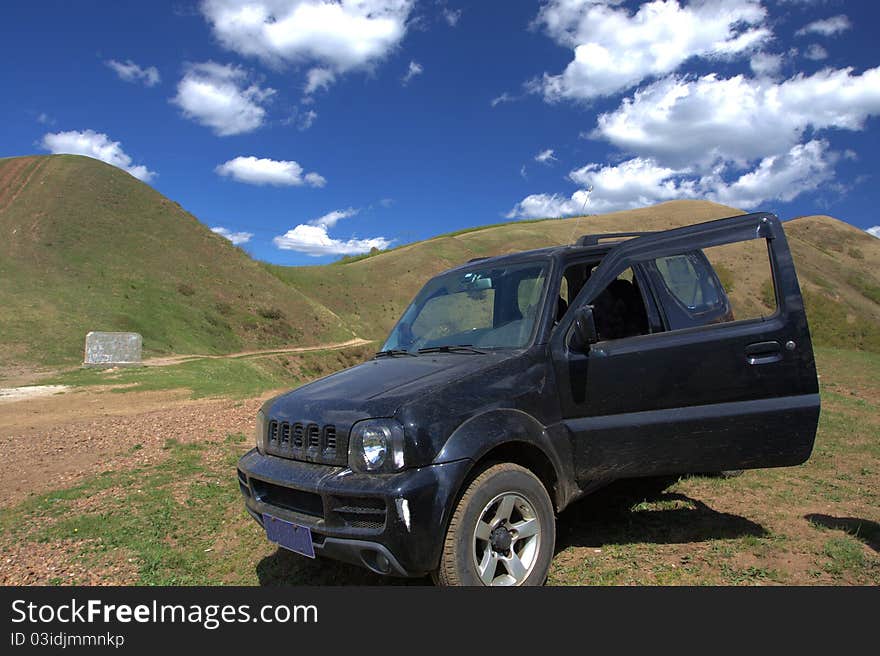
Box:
[237,212,820,585]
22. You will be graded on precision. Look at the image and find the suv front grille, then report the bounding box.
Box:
[265,419,344,465]
[251,479,323,518]
[324,426,337,450]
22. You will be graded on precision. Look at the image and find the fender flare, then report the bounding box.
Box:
[433,408,579,509]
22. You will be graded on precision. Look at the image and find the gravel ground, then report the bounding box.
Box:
[0,388,269,508]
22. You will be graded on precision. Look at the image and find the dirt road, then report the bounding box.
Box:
[140,338,373,367]
[0,387,268,508]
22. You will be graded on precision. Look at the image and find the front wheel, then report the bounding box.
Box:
[435,463,555,586]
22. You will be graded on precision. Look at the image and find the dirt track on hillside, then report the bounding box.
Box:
[0,156,41,213]
[140,338,372,367]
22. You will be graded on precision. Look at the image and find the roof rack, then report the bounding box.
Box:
[575,231,653,247]
[467,256,490,263]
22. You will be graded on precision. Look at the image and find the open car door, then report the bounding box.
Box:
[551,212,820,482]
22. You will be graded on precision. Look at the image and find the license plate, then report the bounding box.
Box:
[263,514,315,558]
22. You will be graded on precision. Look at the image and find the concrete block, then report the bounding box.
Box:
[83,331,143,367]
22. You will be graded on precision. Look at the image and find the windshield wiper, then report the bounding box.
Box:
[374,349,418,358]
[417,344,487,355]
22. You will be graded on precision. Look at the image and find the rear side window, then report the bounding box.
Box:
[647,251,730,330]
[654,253,723,312]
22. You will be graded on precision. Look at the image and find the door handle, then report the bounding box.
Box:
[745,341,782,365]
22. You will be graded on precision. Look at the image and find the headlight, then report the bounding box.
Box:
[255,408,269,454]
[362,427,388,468]
[349,419,405,473]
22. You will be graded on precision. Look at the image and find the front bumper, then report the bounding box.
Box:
[237,449,471,577]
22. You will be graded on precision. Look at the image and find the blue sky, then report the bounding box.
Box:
[2,0,879,264]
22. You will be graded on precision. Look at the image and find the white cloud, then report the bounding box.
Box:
[443,8,461,26]
[568,157,696,212]
[36,112,55,125]
[310,207,358,228]
[304,172,327,187]
[172,61,275,136]
[490,92,516,107]
[40,130,155,182]
[703,140,836,208]
[750,52,783,77]
[519,164,527,179]
[201,0,414,92]
[866,226,880,238]
[401,61,425,86]
[298,109,318,130]
[215,156,326,187]
[534,0,770,101]
[534,148,557,164]
[593,67,880,170]
[506,189,592,219]
[510,157,695,218]
[273,208,391,256]
[304,67,336,95]
[796,15,851,37]
[402,60,423,85]
[509,140,837,217]
[804,44,828,61]
[211,226,253,245]
[106,59,161,87]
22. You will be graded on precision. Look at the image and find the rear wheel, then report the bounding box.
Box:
[435,463,555,586]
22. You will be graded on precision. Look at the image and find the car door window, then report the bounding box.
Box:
[702,238,778,321]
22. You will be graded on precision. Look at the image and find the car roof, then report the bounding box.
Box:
[445,242,614,275]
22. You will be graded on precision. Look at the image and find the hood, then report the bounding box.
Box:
[267,352,512,427]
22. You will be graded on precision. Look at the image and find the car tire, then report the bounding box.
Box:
[435,462,555,586]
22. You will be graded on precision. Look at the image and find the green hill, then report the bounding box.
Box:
[0,155,353,367]
[1,154,878,370]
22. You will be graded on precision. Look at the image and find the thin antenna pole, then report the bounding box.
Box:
[568,186,592,244]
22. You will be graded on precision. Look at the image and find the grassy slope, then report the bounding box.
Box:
[0,155,352,367]
[270,200,880,352]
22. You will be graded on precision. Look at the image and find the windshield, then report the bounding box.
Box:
[381,260,549,353]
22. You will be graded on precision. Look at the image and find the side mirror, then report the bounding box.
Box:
[570,305,599,352]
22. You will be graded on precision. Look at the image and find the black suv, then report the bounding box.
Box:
[237,212,820,586]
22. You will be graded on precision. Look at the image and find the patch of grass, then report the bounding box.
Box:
[46,345,373,399]
[7,440,226,584]
[720,564,783,584]
[821,536,865,577]
[257,307,285,321]
[47,359,291,399]
[714,263,735,293]
[847,273,880,306]
[803,291,880,353]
